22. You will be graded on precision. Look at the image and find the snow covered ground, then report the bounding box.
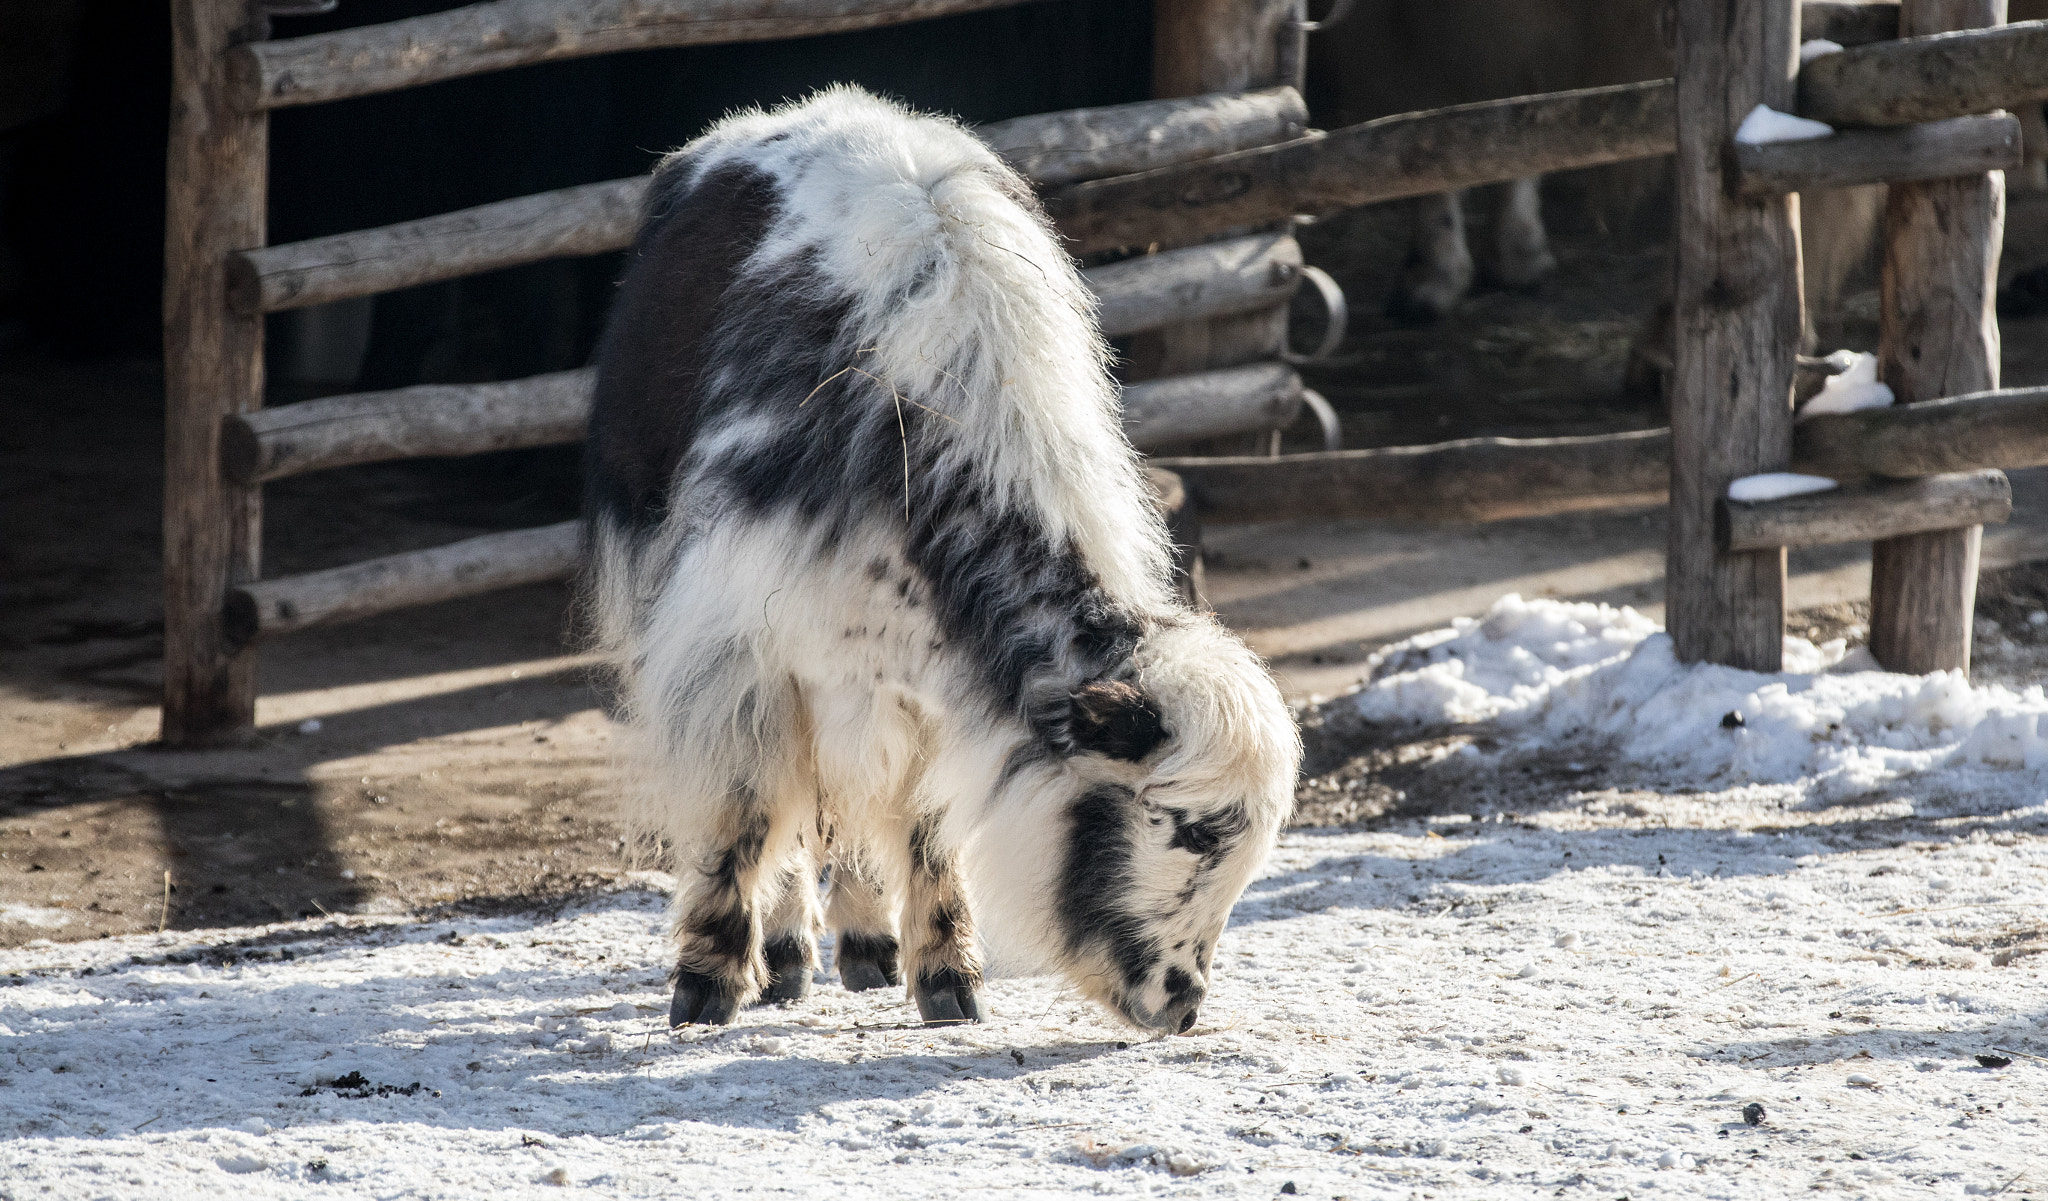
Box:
[5,598,2047,1199]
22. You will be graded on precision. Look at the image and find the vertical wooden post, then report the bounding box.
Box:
[163,0,268,746]
[1149,0,1301,376]
[1868,0,2005,676]
[1668,0,1804,671]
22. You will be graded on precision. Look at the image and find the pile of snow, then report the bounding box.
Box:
[1800,349,1895,418]
[1735,104,1833,145]
[1727,472,1837,502]
[1351,594,2048,795]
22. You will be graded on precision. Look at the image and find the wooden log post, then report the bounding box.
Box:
[1868,0,2007,676]
[163,0,268,746]
[1145,0,1303,379]
[1802,0,1903,44]
[1668,0,1804,671]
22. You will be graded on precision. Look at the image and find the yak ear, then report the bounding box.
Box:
[1067,679,1167,762]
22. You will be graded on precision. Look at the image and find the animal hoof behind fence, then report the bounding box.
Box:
[669,970,742,1027]
[759,935,813,1003]
[836,933,902,992]
[914,968,982,1026]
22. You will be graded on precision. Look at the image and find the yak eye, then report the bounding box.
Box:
[1169,815,1221,856]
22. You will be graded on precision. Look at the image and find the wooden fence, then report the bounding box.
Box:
[164,0,2048,745]
[163,0,1320,745]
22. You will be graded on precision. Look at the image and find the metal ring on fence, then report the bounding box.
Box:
[1299,388,1342,452]
[1282,264,1348,365]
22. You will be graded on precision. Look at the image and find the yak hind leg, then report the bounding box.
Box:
[826,857,901,993]
[668,793,804,1026]
[757,837,823,1004]
[901,820,983,1026]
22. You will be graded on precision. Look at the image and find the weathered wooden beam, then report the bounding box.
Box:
[1736,113,2021,196]
[1122,363,1301,450]
[221,236,1307,483]
[229,93,1310,315]
[1154,429,1671,525]
[228,178,646,315]
[1795,385,2048,477]
[1865,0,2006,678]
[1719,469,2010,551]
[232,0,1041,110]
[222,369,595,484]
[1802,0,1900,45]
[1091,233,1300,338]
[979,86,1307,187]
[225,521,580,644]
[162,0,268,747]
[1044,81,1678,257]
[1799,18,2048,126]
[1667,0,1801,672]
[1143,0,1301,378]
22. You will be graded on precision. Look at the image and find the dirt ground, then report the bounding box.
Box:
[8,181,2048,949]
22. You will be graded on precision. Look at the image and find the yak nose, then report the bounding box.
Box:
[1155,972,1205,1034]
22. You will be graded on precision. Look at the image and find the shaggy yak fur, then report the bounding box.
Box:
[583,87,1300,1032]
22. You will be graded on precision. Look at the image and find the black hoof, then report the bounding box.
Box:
[759,934,813,1004]
[914,967,982,1026]
[669,969,742,1027]
[836,932,901,992]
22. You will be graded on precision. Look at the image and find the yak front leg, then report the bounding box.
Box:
[669,805,776,1027]
[902,820,982,1025]
[826,856,901,992]
[1390,190,1473,323]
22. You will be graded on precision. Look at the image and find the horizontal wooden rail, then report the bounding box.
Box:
[228,90,1307,315]
[980,86,1307,187]
[221,365,1296,640]
[223,368,595,484]
[1045,80,1678,256]
[1794,385,2048,478]
[1122,363,1300,450]
[225,520,580,645]
[1155,428,1672,525]
[1799,18,2048,126]
[232,0,1040,110]
[229,179,646,315]
[223,237,1304,482]
[1736,113,2021,196]
[1091,233,1301,340]
[1801,1,1898,46]
[1719,469,2010,552]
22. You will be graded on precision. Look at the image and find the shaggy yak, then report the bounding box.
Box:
[583,87,1299,1033]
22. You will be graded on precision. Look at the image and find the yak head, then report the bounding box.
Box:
[971,616,1299,1033]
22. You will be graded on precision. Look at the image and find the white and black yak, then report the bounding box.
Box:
[582,87,1299,1033]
